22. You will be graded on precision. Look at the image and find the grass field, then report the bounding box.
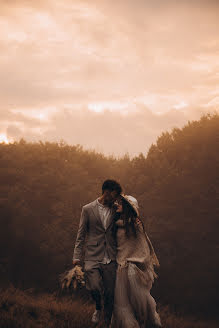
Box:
[0,286,218,328]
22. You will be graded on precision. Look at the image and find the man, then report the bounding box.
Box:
[72,179,122,327]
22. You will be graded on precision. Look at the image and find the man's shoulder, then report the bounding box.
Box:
[82,199,97,210]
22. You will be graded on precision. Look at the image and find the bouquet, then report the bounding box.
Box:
[59,265,85,290]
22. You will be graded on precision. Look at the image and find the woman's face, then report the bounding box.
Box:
[114,199,123,213]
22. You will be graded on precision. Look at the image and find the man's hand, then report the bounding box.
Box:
[72,259,81,266]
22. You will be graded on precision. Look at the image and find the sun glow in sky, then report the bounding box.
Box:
[0,0,219,155]
[0,134,9,144]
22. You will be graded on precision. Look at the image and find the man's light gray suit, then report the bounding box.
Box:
[73,199,117,325]
[73,199,117,265]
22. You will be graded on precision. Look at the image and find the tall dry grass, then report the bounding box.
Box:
[0,286,218,328]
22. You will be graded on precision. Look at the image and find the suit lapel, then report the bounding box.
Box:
[105,208,116,231]
[105,216,112,231]
[91,199,104,229]
[91,199,115,231]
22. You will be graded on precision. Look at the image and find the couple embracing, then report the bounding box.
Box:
[72,179,162,328]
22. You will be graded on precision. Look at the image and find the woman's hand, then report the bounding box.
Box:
[136,218,143,228]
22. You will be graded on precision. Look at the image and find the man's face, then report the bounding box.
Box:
[104,190,119,205]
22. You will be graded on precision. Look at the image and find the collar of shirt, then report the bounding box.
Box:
[97,198,109,209]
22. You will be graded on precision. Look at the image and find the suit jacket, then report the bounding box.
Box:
[73,199,117,263]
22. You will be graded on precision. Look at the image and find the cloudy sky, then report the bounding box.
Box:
[0,0,218,156]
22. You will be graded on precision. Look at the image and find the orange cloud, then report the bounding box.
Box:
[0,0,218,155]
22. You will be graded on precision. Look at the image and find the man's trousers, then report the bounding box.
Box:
[85,261,117,325]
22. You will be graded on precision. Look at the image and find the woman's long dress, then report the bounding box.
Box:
[112,219,162,328]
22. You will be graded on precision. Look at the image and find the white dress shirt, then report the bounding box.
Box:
[97,198,112,264]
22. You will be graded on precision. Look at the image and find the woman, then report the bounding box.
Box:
[112,195,162,328]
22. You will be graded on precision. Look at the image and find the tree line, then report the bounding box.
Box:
[0,113,218,317]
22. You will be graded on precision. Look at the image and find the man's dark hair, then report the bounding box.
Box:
[102,179,122,195]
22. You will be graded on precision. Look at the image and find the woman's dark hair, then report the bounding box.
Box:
[102,179,122,195]
[112,197,138,239]
[121,198,138,237]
